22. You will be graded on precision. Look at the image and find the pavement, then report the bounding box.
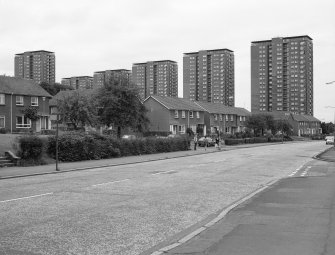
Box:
[145,146,335,255]
[0,141,288,179]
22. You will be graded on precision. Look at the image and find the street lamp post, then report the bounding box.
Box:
[325,106,335,148]
[55,113,60,171]
[325,81,335,147]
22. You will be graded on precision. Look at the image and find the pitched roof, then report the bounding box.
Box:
[144,95,204,111]
[255,111,320,122]
[195,101,251,116]
[292,114,320,122]
[0,76,51,97]
[49,89,98,106]
[258,111,293,120]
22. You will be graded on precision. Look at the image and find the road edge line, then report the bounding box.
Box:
[151,179,279,255]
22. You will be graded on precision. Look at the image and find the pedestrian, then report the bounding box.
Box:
[204,136,208,150]
[215,137,220,150]
[193,134,198,150]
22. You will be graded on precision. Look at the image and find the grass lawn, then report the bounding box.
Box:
[0,134,20,155]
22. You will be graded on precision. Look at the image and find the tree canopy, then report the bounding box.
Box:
[245,113,292,136]
[56,91,97,130]
[95,79,149,137]
[321,122,334,134]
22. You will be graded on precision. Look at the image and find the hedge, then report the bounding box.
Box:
[18,135,44,160]
[47,132,190,162]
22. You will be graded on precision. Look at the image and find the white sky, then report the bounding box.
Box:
[1,0,335,121]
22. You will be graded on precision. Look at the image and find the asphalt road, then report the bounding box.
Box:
[0,141,327,255]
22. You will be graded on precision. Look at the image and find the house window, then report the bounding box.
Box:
[196,111,200,119]
[0,116,5,128]
[230,115,234,121]
[16,116,31,128]
[179,125,185,134]
[31,97,38,106]
[0,94,5,105]
[174,110,179,118]
[16,96,24,106]
[182,110,186,118]
[220,114,223,121]
[214,114,218,121]
[189,111,194,118]
[225,115,229,121]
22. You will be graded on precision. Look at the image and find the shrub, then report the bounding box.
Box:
[46,132,190,162]
[224,139,245,145]
[254,137,268,143]
[40,129,56,135]
[18,135,44,160]
[0,128,7,134]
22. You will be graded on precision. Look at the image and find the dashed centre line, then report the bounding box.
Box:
[91,178,130,187]
[0,192,53,203]
[151,170,176,176]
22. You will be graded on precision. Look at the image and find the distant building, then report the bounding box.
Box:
[93,69,131,89]
[183,49,235,106]
[251,35,313,115]
[132,60,178,100]
[14,50,56,84]
[0,76,52,133]
[61,76,93,90]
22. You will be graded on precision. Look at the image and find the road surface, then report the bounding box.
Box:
[0,141,327,254]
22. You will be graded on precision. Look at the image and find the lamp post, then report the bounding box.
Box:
[325,81,335,147]
[55,113,60,171]
[325,106,335,148]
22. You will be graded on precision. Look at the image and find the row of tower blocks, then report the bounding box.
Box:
[14,35,314,116]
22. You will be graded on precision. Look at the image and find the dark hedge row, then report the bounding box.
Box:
[224,137,283,145]
[47,132,190,162]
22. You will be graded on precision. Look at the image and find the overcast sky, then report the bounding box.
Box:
[1,0,335,121]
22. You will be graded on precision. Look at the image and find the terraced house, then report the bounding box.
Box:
[195,101,251,135]
[143,95,250,136]
[0,76,52,133]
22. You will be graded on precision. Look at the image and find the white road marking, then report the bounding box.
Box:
[150,179,278,255]
[0,192,53,203]
[151,170,176,176]
[300,166,312,177]
[91,179,130,187]
[288,164,307,177]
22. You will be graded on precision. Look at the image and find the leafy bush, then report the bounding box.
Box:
[224,139,245,145]
[253,137,268,143]
[46,132,190,162]
[269,137,283,142]
[40,129,56,135]
[0,128,7,134]
[18,135,44,160]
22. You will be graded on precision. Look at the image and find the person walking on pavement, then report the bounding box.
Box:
[204,136,208,151]
[193,134,198,150]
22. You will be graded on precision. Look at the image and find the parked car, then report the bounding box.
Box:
[198,137,215,147]
[325,136,334,145]
[167,134,181,138]
[121,134,136,140]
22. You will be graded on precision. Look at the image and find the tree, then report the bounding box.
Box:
[96,79,149,138]
[275,120,293,136]
[22,106,40,122]
[321,122,334,134]
[56,91,97,130]
[39,82,73,96]
[245,114,267,136]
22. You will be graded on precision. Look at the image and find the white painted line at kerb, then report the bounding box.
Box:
[151,170,176,176]
[91,178,130,187]
[288,164,305,177]
[0,192,53,203]
[150,179,278,255]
